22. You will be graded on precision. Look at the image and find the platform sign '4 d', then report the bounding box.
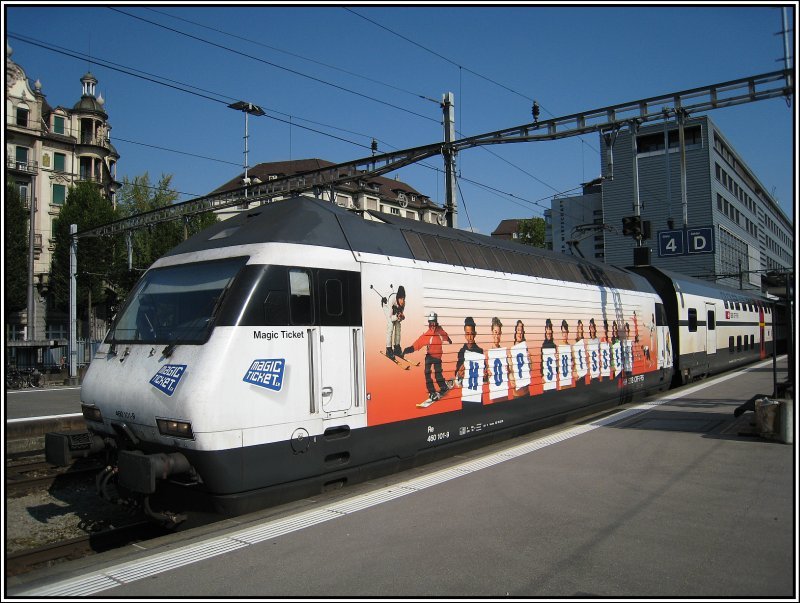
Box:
[686,227,715,254]
[657,229,685,257]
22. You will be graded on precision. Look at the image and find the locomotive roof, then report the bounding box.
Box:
[164,196,654,292]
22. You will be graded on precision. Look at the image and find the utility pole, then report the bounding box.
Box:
[26,182,36,342]
[676,107,689,228]
[630,119,642,247]
[442,92,457,228]
[69,224,78,383]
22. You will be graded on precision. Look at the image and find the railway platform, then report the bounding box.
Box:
[6,357,795,598]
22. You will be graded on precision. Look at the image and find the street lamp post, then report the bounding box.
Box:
[228,101,265,200]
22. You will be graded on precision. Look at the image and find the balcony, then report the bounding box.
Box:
[7,157,38,174]
[80,132,111,149]
[78,172,103,183]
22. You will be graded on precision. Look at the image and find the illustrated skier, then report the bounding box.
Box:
[404,312,452,403]
[382,285,406,359]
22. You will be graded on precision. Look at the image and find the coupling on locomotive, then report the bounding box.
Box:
[45,197,774,525]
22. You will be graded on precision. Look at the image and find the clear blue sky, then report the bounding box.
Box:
[6,3,796,235]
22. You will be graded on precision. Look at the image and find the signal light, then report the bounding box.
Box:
[621,215,642,237]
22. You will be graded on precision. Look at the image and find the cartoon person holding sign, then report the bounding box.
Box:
[455,317,485,407]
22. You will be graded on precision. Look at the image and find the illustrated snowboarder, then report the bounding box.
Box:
[404,312,453,407]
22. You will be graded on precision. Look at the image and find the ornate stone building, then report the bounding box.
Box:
[6,44,120,366]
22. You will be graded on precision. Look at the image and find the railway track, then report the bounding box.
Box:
[5,521,169,576]
[5,457,104,497]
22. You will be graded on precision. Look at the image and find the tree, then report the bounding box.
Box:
[516,217,546,248]
[5,185,29,314]
[50,182,120,318]
[112,173,218,294]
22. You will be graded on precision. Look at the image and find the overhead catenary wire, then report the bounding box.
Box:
[108,8,440,124]
[14,29,576,217]
[345,7,535,104]
[144,6,441,106]
[9,33,389,154]
[11,30,600,230]
[348,6,602,223]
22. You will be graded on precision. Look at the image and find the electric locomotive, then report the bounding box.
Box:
[45,196,770,524]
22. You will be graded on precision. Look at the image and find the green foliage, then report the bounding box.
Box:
[50,182,119,313]
[48,175,219,318]
[5,185,29,313]
[112,173,218,294]
[516,217,546,248]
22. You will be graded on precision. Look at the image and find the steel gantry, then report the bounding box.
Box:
[73,68,792,240]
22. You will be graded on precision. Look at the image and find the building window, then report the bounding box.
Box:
[15,146,29,168]
[16,106,29,127]
[637,125,701,155]
[54,153,66,173]
[53,184,67,205]
[46,323,68,339]
[53,115,65,135]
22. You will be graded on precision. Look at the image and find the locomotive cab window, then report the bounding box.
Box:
[687,308,698,332]
[324,279,343,317]
[289,269,313,325]
[107,257,248,344]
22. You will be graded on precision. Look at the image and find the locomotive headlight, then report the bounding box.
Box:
[81,404,103,423]
[156,418,195,440]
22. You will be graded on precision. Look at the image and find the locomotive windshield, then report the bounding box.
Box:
[107,257,248,344]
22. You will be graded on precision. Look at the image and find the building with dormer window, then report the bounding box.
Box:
[210,159,445,225]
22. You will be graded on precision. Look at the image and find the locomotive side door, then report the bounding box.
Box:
[318,327,352,413]
[316,270,363,416]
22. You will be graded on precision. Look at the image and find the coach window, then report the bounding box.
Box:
[289,269,313,325]
[750,335,755,349]
[688,308,698,332]
[729,336,735,353]
[736,335,742,352]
